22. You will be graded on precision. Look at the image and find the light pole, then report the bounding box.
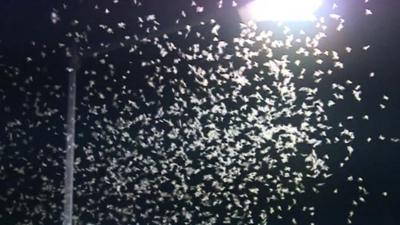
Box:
[63,46,80,225]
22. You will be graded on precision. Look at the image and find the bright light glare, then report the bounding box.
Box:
[241,0,322,22]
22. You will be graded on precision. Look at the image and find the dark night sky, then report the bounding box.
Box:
[1,0,400,225]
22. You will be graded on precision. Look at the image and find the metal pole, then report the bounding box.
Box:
[63,46,80,225]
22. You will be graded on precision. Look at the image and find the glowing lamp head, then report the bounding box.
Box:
[239,0,323,22]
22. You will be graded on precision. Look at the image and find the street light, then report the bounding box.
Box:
[239,0,322,22]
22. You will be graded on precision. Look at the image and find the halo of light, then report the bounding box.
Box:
[240,0,323,22]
